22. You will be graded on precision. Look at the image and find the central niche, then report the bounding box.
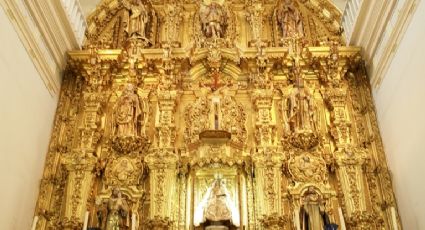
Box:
[191,166,247,230]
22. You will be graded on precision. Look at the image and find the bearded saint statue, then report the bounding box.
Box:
[113,84,143,137]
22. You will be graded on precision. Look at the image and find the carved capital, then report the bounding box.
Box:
[324,86,348,109]
[145,216,173,230]
[252,89,274,108]
[335,147,368,166]
[346,211,381,230]
[62,151,97,172]
[259,213,288,230]
[58,217,82,230]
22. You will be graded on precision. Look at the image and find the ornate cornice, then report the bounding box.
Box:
[343,0,420,89]
[0,0,85,95]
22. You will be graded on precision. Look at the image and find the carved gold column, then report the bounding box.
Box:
[325,86,373,229]
[58,56,105,227]
[251,89,286,230]
[145,89,179,229]
[60,152,97,229]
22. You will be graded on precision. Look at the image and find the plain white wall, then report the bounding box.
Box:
[0,6,58,230]
[373,1,425,229]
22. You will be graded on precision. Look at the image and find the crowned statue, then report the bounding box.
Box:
[194,177,240,228]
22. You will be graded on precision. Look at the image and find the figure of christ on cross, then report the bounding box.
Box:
[204,70,226,91]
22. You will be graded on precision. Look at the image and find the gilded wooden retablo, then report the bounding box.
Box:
[33,0,401,229]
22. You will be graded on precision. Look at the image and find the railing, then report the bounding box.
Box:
[60,0,87,46]
[341,0,363,44]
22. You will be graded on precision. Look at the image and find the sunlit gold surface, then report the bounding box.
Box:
[33,0,400,229]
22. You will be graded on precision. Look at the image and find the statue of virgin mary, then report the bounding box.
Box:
[194,178,240,227]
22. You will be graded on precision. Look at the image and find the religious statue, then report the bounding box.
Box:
[299,188,325,230]
[283,80,316,133]
[113,84,143,137]
[194,179,240,227]
[275,0,304,38]
[200,1,227,38]
[106,188,130,230]
[123,0,149,38]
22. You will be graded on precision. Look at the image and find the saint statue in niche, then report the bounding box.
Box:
[113,84,143,137]
[275,0,304,38]
[194,178,240,227]
[105,188,130,230]
[123,0,149,38]
[200,1,227,38]
[283,79,316,134]
[299,187,338,230]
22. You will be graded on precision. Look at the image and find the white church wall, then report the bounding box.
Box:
[0,7,58,230]
[373,1,425,229]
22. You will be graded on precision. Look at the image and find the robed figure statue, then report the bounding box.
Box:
[199,1,227,38]
[113,84,143,137]
[106,189,130,230]
[123,0,149,38]
[275,0,304,38]
[283,80,316,134]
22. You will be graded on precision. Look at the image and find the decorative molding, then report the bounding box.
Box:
[0,0,86,96]
[371,0,419,88]
[59,0,87,45]
[342,0,420,89]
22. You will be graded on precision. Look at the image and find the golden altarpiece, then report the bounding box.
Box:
[33,0,402,229]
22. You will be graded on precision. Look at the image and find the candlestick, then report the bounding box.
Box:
[338,208,346,230]
[391,207,398,230]
[31,216,38,230]
[82,211,89,230]
[295,209,301,230]
[132,213,137,230]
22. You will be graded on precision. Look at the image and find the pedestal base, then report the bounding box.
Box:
[206,226,229,230]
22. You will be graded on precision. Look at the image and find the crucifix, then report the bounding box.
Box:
[205,69,225,91]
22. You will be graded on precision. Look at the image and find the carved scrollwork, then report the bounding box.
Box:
[111,135,148,154]
[288,154,327,183]
[184,96,211,144]
[104,156,145,186]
